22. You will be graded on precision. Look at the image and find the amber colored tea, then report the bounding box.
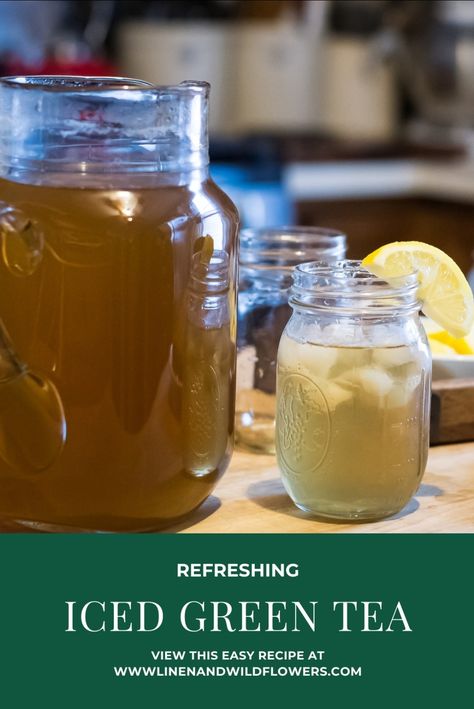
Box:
[0,177,236,531]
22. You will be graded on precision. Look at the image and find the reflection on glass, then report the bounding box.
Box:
[0,326,66,473]
[176,238,232,477]
[0,204,43,277]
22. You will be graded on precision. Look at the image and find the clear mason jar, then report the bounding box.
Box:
[276,261,432,521]
[0,76,238,532]
[236,227,346,454]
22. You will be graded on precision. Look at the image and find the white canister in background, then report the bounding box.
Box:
[116,21,235,133]
[320,36,397,141]
[234,20,324,132]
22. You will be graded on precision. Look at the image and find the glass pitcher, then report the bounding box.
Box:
[0,76,239,532]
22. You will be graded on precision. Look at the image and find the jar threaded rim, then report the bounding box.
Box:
[290,260,421,315]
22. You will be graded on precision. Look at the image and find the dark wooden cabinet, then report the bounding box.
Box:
[297,197,474,275]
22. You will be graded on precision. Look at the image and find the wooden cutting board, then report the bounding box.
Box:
[430,378,474,445]
[169,443,474,533]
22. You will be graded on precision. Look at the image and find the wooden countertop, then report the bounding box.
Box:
[172,443,474,533]
[0,444,471,533]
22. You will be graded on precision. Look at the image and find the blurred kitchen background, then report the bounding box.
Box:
[1,0,473,279]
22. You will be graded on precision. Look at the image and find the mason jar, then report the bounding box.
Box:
[276,260,432,521]
[0,76,238,532]
[236,227,346,454]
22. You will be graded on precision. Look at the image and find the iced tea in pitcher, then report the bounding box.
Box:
[0,77,238,531]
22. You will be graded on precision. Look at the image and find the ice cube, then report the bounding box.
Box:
[386,374,421,409]
[322,380,354,410]
[357,367,394,397]
[334,369,360,391]
[277,334,297,369]
[300,344,338,378]
[406,372,422,393]
[329,347,372,378]
[278,336,338,378]
[322,322,358,346]
[373,346,414,368]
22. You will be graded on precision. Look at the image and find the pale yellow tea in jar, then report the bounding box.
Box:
[277,338,430,520]
[276,261,431,521]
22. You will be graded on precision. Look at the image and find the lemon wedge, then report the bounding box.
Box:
[429,330,474,355]
[362,241,474,338]
[422,317,474,355]
[427,338,456,356]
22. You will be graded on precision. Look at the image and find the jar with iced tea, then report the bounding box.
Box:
[276,261,431,521]
[0,76,238,531]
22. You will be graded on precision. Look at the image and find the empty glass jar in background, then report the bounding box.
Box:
[276,261,432,521]
[236,227,346,453]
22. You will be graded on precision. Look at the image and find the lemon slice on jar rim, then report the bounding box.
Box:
[361,241,474,339]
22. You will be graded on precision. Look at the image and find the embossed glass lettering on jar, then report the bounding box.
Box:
[276,261,432,521]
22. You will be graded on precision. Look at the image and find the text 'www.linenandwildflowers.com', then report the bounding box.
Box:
[113,664,363,678]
